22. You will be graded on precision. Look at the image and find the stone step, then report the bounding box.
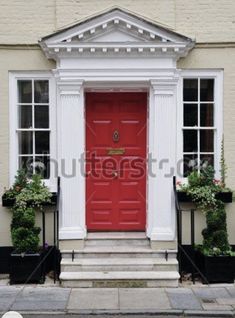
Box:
[61,246,177,259]
[61,257,178,272]
[87,232,147,240]
[60,271,180,288]
[85,233,149,247]
[85,238,150,247]
[61,247,177,259]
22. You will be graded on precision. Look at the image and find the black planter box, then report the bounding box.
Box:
[10,252,44,284]
[196,251,235,283]
[2,194,15,207]
[215,192,233,203]
[177,191,192,202]
[2,192,57,207]
[177,191,233,203]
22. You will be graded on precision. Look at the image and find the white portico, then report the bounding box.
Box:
[40,8,194,248]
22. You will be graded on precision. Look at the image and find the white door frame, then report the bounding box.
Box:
[56,70,179,242]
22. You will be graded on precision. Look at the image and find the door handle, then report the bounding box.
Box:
[112,171,118,178]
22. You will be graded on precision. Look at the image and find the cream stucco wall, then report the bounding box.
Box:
[0,1,235,246]
[178,47,235,244]
[0,48,55,245]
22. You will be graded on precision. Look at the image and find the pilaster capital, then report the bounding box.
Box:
[53,70,84,96]
[150,75,179,96]
[57,79,84,96]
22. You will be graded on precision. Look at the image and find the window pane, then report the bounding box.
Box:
[184,154,198,177]
[19,131,33,154]
[35,156,50,179]
[184,104,198,126]
[34,80,49,103]
[19,156,33,178]
[35,105,49,128]
[35,131,50,154]
[200,79,214,101]
[183,79,198,101]
[183,130,198,152]
[200,130,214,152]
[18,105,32,128]
[200,103,214,127]
[18,80,32,103]
[200,154,214,168]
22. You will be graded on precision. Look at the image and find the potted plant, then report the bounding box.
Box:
[7,170,52,284]
[177,138,233,204]
[2,169,57,207]
[178,165,234,283]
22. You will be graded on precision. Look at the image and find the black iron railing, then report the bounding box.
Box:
[41,176,61,283]
[173,176,208,284]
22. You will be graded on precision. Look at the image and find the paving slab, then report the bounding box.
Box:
[184,310,234,317]
[166,288,202,310]
[202,303,233,311]
[11,287,70,311]
[119,288,171,310]
[226,286,235,297]
[0,286,22,311]
[217,298,235,305]
[192,287,231,300]
[67,288,119,310]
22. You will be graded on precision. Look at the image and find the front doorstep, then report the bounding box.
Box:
[196,251,235,284]
[10,252,44,284]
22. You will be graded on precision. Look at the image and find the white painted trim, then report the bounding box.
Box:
[40,8,194,60]
[146,76,179,241]
[9,72,57,191]
[56,79,86,240]
[53,68,182,241]
[176,69,223,181]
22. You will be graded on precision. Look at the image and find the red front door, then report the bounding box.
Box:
[86,92,147,231]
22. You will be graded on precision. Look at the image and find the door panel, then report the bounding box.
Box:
[86,92,147,231]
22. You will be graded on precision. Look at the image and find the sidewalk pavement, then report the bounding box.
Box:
[1,278,235,316]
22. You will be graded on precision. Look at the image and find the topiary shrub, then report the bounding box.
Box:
[8,171,52,254]
[180,165,233,256]
[4,169,28,200]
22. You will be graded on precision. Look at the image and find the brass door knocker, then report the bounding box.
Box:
[113,130,119,143]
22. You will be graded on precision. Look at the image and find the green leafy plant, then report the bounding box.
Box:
[15,174,52,210]
[220,135,228,188]
[6,172,52,253]
[11,206,41,253]
[179,165,233,256]
[3,169,28,200]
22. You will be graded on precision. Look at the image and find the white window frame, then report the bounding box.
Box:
[177,69,223,181]
[9,72,57,191]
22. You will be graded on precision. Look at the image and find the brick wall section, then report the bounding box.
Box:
[1,0,235,44]
[55,0,175,32]
[175,0,235,42]
[0,0,56,44]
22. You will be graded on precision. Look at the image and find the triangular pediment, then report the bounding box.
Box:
[40,8,194,59]
[87,29,147,43]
